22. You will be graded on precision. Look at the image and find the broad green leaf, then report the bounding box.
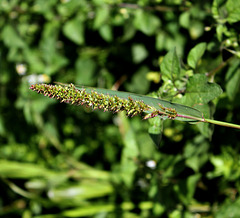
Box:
[2,25,26,48]
[209,146,240,180]
[187,42,207,69]
[24,48,45,73]
[132,44,148,64]
[93,6,109,29]
[75,58,96,85]
[174,174,201,205]
[99,24,113,42]
[216,24,227,41]
[44,53,68,75]
[215,197,240,218]
[122,22,136,41]
[41,21,69,76]
[187,174,201,200]
[160,48,181,81]
[195,104,214,139]
[179,11,190,29]
[184,136,210,172]
[33,0,58,15]
[211,0,220,20]
[63,17,84,45]
[148,117,163,148]
[125,66,150,94]
[40,21,59,60]
[189,20,204,40]
[225,61,240,101]
[176,74,223,107]
[134,10,160,36]
[57,0,87,17]
[226,0,240,23]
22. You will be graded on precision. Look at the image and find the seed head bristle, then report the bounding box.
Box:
[30,83,156,118]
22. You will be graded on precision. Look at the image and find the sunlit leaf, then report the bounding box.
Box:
[226,0,240,23]
[160,48,181,81]
[175,74,222,107]
[63,17,84,45]
[187,42,207,69]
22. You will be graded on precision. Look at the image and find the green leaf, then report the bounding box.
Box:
[125,66,150,94]
[148,117,163,148]
[93,6,109,29]
[30,83,203,122]
[174,174,201,205]
[225,61,240,101]
[216,25,225,42]
[179,11,190,29]
[209,146,240,180]
[189,21,204,40]
[57,0,87,17]
[24,48,45,73]
[33,0,58,15]
[62,202,135,217]
[0,160,60,179]
[119,112,139,187]
[80,86,203,121]
[132,44,148,64]
[62,204,115,217]
[0,114,5,136]
[176,74,223,107]
[160,48,181,81]
[187,43,207,69]
[75,58,97,85]
[63,17,84,45]
[215,198,240,218]
[44,53,69,75]
[184,136,209,172]
[2,25,26,48]
[99,24,113,42]
[226,0,240,23]
[195,104,214,138]
[122,22,136,41]
[49,181,113,201]
[134,10,160,36]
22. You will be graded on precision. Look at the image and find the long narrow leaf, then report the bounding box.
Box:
[82,87,202,121]
[30,83,203,122]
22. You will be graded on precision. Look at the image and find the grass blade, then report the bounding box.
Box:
[30,83,203,123]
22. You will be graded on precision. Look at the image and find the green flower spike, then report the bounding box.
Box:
[30,83,159,118]
[30,83,240,129]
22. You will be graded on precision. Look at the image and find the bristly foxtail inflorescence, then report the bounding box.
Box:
[30,83,160,118]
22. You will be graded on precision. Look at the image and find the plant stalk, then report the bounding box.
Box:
[204,118,240,130]
[177,114,240,130]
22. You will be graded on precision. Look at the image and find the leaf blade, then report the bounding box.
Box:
[30,83,203,123]
[187,42,207,69]
[74,85,203,121]
[160,48,181,81]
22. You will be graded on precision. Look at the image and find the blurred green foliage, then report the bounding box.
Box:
[0,0,240,217]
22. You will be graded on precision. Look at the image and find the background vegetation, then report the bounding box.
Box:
[0,0,240,217]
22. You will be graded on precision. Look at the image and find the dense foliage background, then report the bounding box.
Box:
[0,0,240,217]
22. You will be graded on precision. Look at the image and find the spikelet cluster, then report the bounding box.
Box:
[30,83,156,118]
